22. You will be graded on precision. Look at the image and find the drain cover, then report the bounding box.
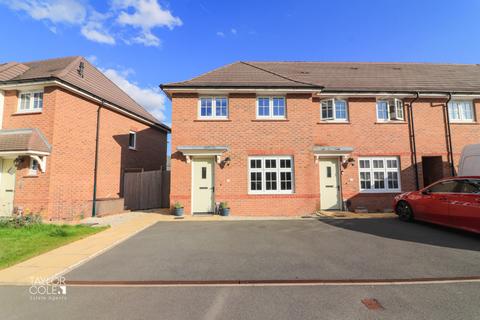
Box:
[361,298,384,310]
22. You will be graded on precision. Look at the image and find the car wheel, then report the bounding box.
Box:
[396,201,414,222]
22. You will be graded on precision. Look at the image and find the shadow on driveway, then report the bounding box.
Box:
[320,218,480,252]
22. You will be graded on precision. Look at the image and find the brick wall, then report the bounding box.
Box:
[2,86,167,220]
[171,93,480,215]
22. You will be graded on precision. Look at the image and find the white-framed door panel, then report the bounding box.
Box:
[191,157,215,214]
[319,157,342,210]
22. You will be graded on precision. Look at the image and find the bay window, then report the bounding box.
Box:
[248,156,294,194]
[359,157,401,192]
[320,99,348,121]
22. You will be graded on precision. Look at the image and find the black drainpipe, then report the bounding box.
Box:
[442,93,455,176]
[407,92,420,190]
[91,101,104,217]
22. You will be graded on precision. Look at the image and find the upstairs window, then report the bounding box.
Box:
[256,97,286,119]
[18,91,43,113]
[128,131,137,150]
[448,100,474,122]
[320,99,348,121]
[377,99,404,122]
[199,97,228,119]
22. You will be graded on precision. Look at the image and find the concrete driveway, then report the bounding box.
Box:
[66,218,480,281]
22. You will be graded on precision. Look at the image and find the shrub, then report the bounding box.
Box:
[220,202,229,209]
[173,202,183,209]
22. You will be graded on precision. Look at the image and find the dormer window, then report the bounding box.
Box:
[18,91,43,113]
[320,99,348,121]
[377,99,404,122]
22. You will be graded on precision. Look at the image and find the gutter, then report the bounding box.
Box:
[407,92,420,190]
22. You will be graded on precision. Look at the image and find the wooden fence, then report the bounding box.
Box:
[123,170,170,210]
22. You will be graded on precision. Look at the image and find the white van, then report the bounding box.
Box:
[458,144,480,176]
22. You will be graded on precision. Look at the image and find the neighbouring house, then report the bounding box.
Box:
[0,56,170,220]
[162,62,480,215]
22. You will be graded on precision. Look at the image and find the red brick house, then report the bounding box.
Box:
[0,56,169,220]
[162,62,480,215]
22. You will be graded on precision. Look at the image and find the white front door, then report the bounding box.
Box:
[0,159,16,216]
[192,158,215,214]
[319,158,341,210]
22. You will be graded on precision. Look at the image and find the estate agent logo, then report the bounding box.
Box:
[29,276,67,301]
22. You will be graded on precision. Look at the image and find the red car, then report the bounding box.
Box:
[393,176,480,234]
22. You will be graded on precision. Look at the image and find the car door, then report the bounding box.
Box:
[446,179,480,233]
[414,180,458,224]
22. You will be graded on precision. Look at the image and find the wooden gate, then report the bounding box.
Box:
[123,170,170,210]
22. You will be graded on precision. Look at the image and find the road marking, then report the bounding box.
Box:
[64,276,480,288]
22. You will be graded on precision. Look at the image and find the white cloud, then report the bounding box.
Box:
[231,28,237,35]
[132,31,160,47]
[102,67,166,121]
[0,0,181,47]
[114,0,182,30]
[216,31,225,37]
[2,0,87,24]
[113,0,182,47]
[86,55,97,64]
[81,11,115,44]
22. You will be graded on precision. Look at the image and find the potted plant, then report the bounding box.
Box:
[220,202,230,216]
[173,202,184,216]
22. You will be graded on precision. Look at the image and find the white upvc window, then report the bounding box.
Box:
[198,97,228,119]
[376,99,404,122]
[359,157,401,192]
[256,97,286,119]
[29,158,39,176]
[128,131,137,150]
[18,91,43,113]
[320,98,348,121]
[448,100,475,122]
[248,156,294,194]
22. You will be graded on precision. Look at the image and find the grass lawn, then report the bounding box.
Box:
[0,223,108,269]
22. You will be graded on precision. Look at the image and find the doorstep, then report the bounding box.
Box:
[316,211,397,219]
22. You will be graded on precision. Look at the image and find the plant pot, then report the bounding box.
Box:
[173,207,184,216]
[221,208,230,216]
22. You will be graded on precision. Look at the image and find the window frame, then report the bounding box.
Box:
[29,158,39,176]
[320,98,349,122]
[198,96,229,120]
[376,98,404,122]
[128,131,137,150]
[248,156,294,194]
[256,96,286,119]
[448,100,475,123]
[17,90,44,113]
[358,156,401,193]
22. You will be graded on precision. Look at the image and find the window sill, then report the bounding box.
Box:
[194,119,231,122]
[374,121,407,125]
[128,147,137,151]
[359,190,402,194]
[251,119,289,122]
[449,121,478,125]
[12,111,43,116]
[317,121,350,124]
[24,174,38,178]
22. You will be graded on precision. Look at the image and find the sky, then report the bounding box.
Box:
[0,0,479,128]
